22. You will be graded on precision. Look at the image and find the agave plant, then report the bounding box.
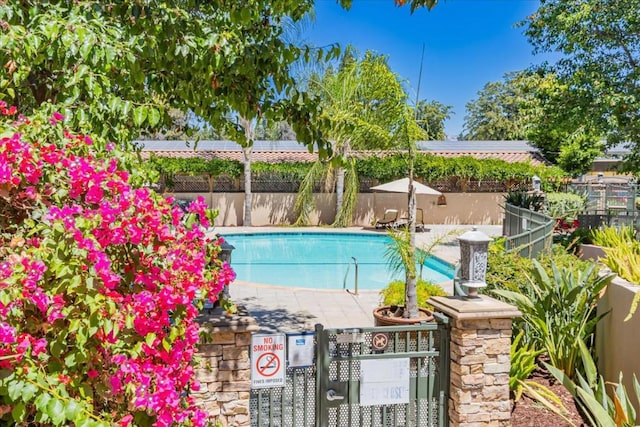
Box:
[546,361,640,427]
[493,259,614,380]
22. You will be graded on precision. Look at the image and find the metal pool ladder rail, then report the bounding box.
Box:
[342,256,359,295]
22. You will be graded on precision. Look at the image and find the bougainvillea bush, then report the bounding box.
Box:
[0,106,234,426]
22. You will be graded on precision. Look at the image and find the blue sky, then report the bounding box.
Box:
[305,0,548,138]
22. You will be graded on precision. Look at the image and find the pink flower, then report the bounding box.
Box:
[0,322,16,344]
[31,338,47,356]
[48,112,65,125]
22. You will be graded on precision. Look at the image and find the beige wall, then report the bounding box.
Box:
[596,277,640,422]
[167,192,505,226]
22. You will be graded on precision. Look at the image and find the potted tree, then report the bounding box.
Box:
[373,227,455,326]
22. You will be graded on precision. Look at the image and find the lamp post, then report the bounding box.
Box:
[458,227,492,299]
[532,175,541,193]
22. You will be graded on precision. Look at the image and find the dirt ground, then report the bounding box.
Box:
[511,370,588,426]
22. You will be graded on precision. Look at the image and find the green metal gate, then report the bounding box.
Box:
[250,315,450,427]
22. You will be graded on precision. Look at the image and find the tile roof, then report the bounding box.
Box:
[138,140,548,165]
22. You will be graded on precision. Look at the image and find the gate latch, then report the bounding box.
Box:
[326,389,345,401]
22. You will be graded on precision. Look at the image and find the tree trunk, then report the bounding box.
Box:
[239,116,254,227]
[335,166,345,221]
[243,146,252,227]
[405,147,418,319]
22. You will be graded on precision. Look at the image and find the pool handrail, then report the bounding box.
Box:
[343,256,359,295]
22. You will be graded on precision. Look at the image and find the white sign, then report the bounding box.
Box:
[360,358,410,405]
[287,333,314,368]
[251,333,286,388]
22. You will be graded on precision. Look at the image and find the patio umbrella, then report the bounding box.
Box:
[370,178,442,224]
[370,178,441,195]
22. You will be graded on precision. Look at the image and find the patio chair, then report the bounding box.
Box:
[374,209,398,229]
[393,208,427,231]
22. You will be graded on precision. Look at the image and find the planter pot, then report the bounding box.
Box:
[579,244,606,261]
[373,306,434,326]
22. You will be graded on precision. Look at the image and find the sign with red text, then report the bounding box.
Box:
[251,333,286,388]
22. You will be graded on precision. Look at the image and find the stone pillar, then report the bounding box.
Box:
[429,295,521,427]
[195,307,259,427]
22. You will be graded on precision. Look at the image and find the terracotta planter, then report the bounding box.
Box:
[373,306,434,326]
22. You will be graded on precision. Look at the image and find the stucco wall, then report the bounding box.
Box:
[166,192,504,226]
[596,277,640,422]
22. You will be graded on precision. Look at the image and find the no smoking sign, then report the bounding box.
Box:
[251,334,286,388]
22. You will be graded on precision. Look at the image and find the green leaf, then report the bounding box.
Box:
[64,399,81,420]
[22,382,38,401]
[34,392,52,412]
[147,108,161,127]
[7,380,24,400]
[133,106,147,126]
[47,398,65,425]
[11,402,26,422]
[145,332,156,347]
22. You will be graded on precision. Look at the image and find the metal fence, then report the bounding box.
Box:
[251,320,450,427]
[569,182,639,229]
[160,174,530,194]
[503,203,554,258]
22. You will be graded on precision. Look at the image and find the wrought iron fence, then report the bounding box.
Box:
[160,174,530,194]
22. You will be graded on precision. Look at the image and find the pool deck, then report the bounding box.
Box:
[215,224,502,333]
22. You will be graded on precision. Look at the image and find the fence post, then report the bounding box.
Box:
[428,296,521,427]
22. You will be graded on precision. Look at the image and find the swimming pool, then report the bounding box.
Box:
[222,232,455,290]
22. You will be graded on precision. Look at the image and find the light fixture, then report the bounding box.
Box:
[597,172,604,184]
[437,195,447,206]
[532,175,541,192]
[457,227,492,299]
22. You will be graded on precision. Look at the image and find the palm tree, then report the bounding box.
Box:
[294,50,411,227]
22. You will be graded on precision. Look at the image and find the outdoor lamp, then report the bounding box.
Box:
[597,172,604,184]
[458,227,492,299]
[532,175,541,192]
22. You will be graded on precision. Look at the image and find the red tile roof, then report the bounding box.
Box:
[141,149,547,165]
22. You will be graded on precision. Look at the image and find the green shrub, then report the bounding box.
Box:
[545,192,587,221]
[510,332,571,422]
[546,364,640,427]
[591,225,640,320]
[493,260,614,380]
[486,240,593,297]
[379,279,447,310]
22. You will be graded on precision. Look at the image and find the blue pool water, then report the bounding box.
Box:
[222,232,455,290]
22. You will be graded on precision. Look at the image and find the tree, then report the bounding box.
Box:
[294,51,414,227]
[461,73,530,141]
[415,100,452,140]
[0,1,327,151]
[524,0,640,171]
[340,0,439,13]
[521,71,604,174]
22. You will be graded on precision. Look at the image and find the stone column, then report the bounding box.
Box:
[429,295,521,427]
[194,307,259,427]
